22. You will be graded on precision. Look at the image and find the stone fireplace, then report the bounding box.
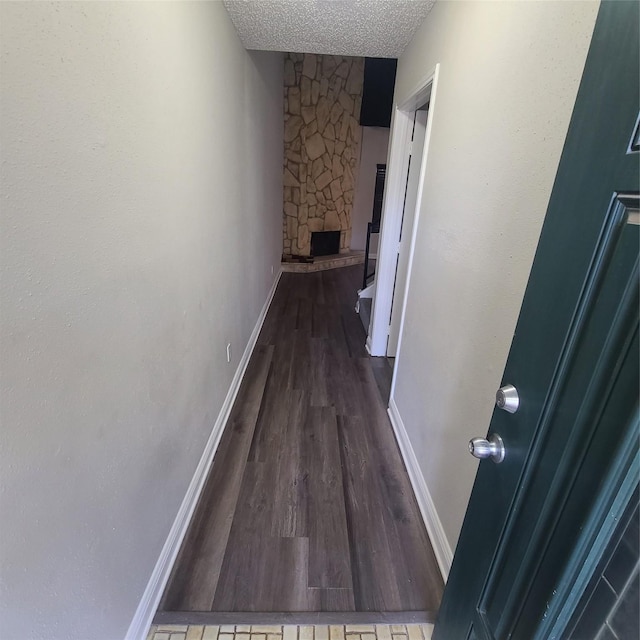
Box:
[282,53,364,258]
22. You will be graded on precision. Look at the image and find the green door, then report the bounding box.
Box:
[435,2,639,638]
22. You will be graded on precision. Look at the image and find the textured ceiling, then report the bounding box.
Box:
[222,0,436,58]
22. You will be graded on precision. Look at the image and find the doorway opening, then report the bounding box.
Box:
[366,66,439,365]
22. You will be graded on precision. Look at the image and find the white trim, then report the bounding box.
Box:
[388,396,453,582]
[368,107,412,355]
[368,64,440,357]
[125,269,283,640]
[399,69,438,112]
[386,107,428,357]
[358,282,375,299]
[390,65,440,398]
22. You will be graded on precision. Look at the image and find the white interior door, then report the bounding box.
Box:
[387,106,428,356]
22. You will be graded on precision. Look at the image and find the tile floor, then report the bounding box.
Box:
[146,624,434,640]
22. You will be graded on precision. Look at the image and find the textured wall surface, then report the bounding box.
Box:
[0,3,283,639]
[283,53,364,257]
[390,0,599,551]
[351,127,390,252]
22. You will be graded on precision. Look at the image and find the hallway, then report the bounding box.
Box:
[159,266,443,615]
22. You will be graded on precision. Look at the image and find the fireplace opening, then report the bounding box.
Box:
[311,230,340,257]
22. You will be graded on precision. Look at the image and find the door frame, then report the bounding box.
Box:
[387,107,428,358]
[367,64,440,358]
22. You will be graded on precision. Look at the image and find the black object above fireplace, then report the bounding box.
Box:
[311,230,340,257]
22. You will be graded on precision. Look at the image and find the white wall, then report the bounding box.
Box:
[0,2,283,639]
[391,1,599,556]
[351,127,390,252]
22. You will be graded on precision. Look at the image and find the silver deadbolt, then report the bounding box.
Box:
[469,433,505,463]
[496,384,519,413]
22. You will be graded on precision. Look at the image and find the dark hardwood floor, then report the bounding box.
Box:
[158,265,443,615]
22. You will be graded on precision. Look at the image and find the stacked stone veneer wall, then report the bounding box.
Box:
[283,53,364,257]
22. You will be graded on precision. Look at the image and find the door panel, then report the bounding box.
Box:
[435,2,639,637]
[387,108,428,356]
[481,197,639,636]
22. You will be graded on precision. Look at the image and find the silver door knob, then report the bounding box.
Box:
[469,433,505,463]
[496,384,519,413]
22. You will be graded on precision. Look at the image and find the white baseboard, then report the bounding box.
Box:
[387,396,453,582]
[126,269,283,640]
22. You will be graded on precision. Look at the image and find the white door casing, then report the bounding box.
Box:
[368,64,439,360]
[387,107,428,357]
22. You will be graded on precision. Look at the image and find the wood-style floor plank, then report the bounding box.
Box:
[158,265,443,615]
[306,406,353,589]
[160,344,274,611]
[270,389,309,538]
[370,356,394,406]
[212,463,319,611]
[353,358,442,611]
[318,587,357,611]
[211,461,277,610]
[337,413,404,610]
